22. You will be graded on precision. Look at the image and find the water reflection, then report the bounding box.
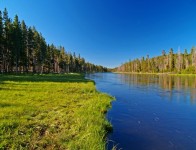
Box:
[86,73,196,150]
[119,74,196,103]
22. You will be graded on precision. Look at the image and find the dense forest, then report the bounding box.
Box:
[115,47,196,74]
[0,8,107,74]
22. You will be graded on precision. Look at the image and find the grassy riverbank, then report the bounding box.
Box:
[0,74,113,149]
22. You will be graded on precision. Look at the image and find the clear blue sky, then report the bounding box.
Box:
[1,0,196,68]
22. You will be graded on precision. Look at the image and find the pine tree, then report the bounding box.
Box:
[32,27,40,73]
[66,52,71,73]
[2,8,9,72]
[191,46,196,68]
[169,48,175,72]
[183,49,188,69]
[21,20,28,72]
[0,10,3,73]
[45,44,51,72]
[13,15,22,73]
[59,46,66,72]
[39,35,47,73]
[27,27,34,72]
[80,57,85,72]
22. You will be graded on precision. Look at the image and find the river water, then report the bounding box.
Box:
[86,73,196,150]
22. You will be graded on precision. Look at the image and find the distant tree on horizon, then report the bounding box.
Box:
[115,47,196,74]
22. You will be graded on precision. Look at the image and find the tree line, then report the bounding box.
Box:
[115,47,196,74]
[0,8,108,74]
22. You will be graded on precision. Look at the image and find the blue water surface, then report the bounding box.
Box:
[86,73,196,150]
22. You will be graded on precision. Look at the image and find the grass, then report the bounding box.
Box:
[0,73,113,149]
[169,73,196,76]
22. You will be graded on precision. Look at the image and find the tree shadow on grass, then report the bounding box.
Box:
[0,73,94,84]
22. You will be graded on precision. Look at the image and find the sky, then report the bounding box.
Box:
[0,0,196,68]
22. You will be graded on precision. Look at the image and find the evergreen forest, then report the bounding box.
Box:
[0,8,107,74]
[115,48,196,74]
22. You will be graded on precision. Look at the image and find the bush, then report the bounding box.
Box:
[181,66,196,74]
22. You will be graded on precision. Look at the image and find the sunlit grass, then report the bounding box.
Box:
[0,74,113,149]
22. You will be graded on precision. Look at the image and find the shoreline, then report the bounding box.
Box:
[0,73,113,149]
[113,72,196,76]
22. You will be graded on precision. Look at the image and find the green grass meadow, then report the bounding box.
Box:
[0,74,113,149]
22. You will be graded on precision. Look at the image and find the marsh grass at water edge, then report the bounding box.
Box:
[0,74,113,149]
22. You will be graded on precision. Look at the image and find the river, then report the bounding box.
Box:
[86,73,196,150]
